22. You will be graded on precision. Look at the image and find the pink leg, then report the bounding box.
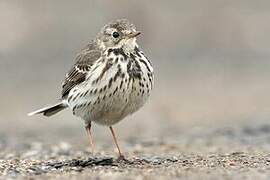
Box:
[85,122,94,154]
[109,126,124,158]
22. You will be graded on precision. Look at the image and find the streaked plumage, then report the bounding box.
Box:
[28,19,154,158]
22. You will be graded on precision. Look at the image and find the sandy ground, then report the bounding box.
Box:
[1,121,270,180]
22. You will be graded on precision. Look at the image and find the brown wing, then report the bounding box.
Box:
[61,41,102,98]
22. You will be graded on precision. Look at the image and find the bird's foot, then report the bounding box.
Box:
[116,155,131,164]
[117,154,125,161]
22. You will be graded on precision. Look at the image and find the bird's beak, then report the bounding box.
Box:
[127,31,141,38]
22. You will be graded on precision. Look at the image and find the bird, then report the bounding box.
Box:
[28,19,154,159]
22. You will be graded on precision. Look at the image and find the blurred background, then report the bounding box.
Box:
[1,0,270,146]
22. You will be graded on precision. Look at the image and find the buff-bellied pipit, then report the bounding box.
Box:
[28,19,154,158]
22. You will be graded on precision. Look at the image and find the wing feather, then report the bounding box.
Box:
[61,41,102,98]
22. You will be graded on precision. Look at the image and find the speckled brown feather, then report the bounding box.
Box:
[61,41,102,98]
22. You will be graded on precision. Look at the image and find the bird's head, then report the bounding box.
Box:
[97,19,140,51]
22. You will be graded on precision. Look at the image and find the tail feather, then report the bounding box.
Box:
[28,102,67,117]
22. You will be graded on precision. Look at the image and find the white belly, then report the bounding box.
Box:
[68,77,151,126]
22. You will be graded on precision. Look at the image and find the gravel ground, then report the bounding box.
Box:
[1,122,270,179]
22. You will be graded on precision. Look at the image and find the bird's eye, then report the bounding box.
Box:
[112,31,120,38]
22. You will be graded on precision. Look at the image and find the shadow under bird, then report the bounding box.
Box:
[28,19,154,158]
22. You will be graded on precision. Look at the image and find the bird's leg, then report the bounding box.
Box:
[85,122,94,154]
[109,126,124,159]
